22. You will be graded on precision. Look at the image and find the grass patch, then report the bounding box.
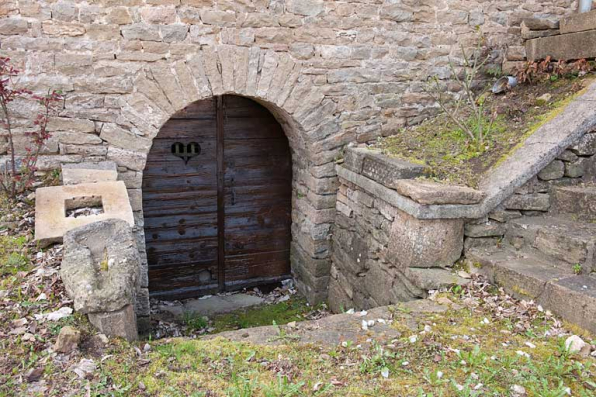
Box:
[211,297,319,333]
[0,235,31,275]
[100,288,596,397]
[375,75,594,187]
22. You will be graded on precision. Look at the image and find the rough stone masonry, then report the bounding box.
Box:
[0,0,576,327]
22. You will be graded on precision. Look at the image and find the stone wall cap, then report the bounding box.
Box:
[560,9,596,34]
[391,179,486,205]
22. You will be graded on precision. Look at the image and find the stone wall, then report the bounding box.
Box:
[330,127,596,313]
[0,0,577,318]
[329,149,467,312]
[464,130,596,250]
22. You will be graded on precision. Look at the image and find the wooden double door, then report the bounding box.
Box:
[142,95,293,300]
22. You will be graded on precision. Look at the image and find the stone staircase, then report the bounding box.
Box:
[466,184,596,333]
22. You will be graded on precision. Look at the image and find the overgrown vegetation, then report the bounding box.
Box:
[376,74,593,187]
[426,38,496,151]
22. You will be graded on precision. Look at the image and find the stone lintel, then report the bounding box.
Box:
[35,181,135,246]
[560,9,596,34]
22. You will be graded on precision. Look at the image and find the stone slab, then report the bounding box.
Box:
[391,180,485,205]
[205,301,448,347]
[35,181,134,247]
[526,30,596,61]
[467,247,596,334]
[560,9,596,34]
[61,161,118,185]
[88,304,138,342]
[156,293,265,318]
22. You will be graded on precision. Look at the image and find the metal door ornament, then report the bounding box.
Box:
[171,142,201,164]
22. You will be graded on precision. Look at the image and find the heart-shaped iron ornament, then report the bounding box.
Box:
[171,142,201,164]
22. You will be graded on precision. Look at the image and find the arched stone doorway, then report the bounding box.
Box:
[142,95,293,300]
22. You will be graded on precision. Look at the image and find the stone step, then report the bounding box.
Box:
[466,246,596,334]
[506,215,596,272]
[551,184,596,220]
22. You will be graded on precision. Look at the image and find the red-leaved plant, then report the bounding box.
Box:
[0,57,62,200]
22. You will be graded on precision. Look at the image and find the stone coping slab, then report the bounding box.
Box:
[344,147,428,186]
[560,9,596,34]
[338,80,596,220]
[392,179,485,205]
[526,29,596,61]
[35,181,134,247]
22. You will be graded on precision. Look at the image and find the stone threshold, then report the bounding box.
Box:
[340,80,596,220]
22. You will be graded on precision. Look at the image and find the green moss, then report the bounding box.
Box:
[211,297,321,333]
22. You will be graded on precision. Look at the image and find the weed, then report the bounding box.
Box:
[267,321,300,343]
[573,263,583,275]
[261,375,305,397]
[182,312,208,331]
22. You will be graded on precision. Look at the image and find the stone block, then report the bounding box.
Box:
[521,26,559,40]
[504,193,550,211]
[540,275,596,334]
[53,326,81,354]
[88,304,138,342]
[100,124,152,152]
[61,161,118,185]
[35,181,134,247]
[571,133,596,156]
[564,158,585,178]
[392,180,485,205]
[537,159,565,180]
[557,150,579,162]
[521,18,559,31]
[0,18,29,35]
[464,221,507,238]
[552,185,596,219]
[286,0,324,17]
[386,210,464,269]
[344,148,427,189]
[526,30,596,62]
[560,9,596,34]
[61,219,141,314]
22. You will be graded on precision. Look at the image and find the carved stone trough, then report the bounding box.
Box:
[61,219,141,341]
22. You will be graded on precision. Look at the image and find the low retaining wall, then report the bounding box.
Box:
[329,81,596,312]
